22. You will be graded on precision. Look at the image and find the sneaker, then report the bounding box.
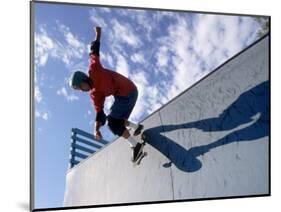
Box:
[131,142,144,162]
[133,124,144,136]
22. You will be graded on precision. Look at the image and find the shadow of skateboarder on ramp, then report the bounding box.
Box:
[143,81,269,172]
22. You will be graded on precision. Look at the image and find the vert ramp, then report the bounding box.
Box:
[64,36,269,207]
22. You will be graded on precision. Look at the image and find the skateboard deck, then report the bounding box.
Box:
[132,129,147,166]
[133,151,147,166]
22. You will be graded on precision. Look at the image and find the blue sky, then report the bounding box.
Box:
[33,2,263,209]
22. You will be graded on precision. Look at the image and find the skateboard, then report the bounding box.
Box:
[132,131,147,166]
[133,151,147,166]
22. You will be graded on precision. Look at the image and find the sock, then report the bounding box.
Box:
[127,135,138,148]
[127,121,138,130]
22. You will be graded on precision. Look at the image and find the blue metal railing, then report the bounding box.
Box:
[69,128,109,168]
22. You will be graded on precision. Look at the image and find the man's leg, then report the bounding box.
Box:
[125,120,144,136]
[108,116,138,148]
[125,120,137,128]
[121,126,144,161]
[108,116,144,161]
[121,127,138,148]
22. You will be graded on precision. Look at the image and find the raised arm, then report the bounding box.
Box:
[89,26,103,77]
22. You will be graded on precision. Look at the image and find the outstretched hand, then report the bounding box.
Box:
[94,130,103,140]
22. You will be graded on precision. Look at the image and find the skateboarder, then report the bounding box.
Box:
[69,26,144,162]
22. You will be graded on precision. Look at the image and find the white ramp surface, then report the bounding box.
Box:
[64,36,269,207]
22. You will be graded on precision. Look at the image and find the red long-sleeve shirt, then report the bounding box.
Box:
[88,54,137,112]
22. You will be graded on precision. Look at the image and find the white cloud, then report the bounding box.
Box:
[130,71,148,121]
[69,61,88,74]
[111,19,141,48]
[100,52,114,67]
[66,32,83,49]
[89,9,108,28]
[42,113,49,120]
[35,26,55,67]
[191,14,258,71]
[35,110,40,118]
[34,22,87,125]
[129,70,164,122]
[238,17,260,46]
[99,7,111,13]
[155,46,169,68]
[131,53,145,64]
[152,13,259,103]
[136,11,154,36]
[35,110,51,121]
[125,9,154,41]
[56,22,86,66]
[57,87,79,102]
[34,85,43,103]
[35,22,87,69]
[155,15,199,100]
[115,54,129,77]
